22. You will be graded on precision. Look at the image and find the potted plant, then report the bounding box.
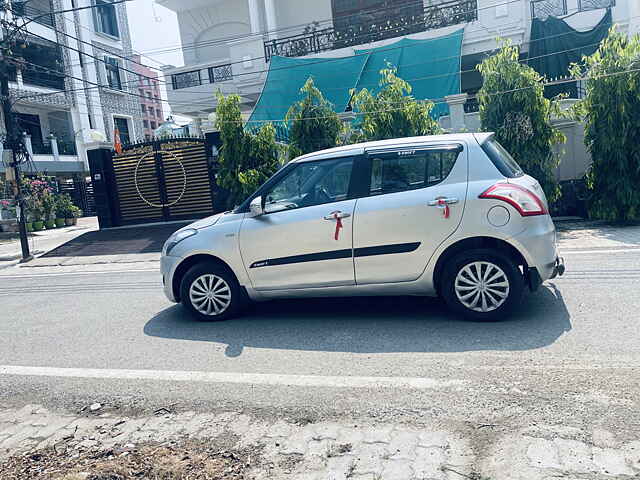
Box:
[41,190,56,228]
[32,207,45,231]
[55,194,72,228]
[69,205,82,225]
[23,178,49,231]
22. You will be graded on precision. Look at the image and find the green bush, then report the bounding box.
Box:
[215,93,280,210]
[55,193,75,218]
[286,78,343,160]
[477,41,565,203]
[350,67,442,142]
[569,29,640,221]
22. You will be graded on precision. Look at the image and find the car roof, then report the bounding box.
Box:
[291,132,494,163]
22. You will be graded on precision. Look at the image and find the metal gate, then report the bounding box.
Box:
[110,138,215,225]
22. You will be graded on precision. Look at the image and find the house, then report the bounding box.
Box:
[132,54,165,139]
[159,0,638,134]
[1,0,145,179]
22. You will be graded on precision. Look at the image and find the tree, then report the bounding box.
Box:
[241,122,280,199]
[215,93,280,209]
[477,41,565,203]
[350,67,442,142]
[286,78,343,160]
[569,29,640,221]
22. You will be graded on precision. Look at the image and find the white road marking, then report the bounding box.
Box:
[562,248,640,255]
[0,269,158,279]
[0,365,463,390]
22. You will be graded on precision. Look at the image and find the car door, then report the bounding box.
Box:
[239,156,358,291]
[353,144,468,284]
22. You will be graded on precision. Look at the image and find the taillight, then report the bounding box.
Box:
[479,183,548,217]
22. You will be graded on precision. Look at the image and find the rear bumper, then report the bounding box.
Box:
[510,215,559,282]
[527,256,565,291]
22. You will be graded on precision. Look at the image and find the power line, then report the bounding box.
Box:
[11,0,613,100]
[121,0,605,61]
[5,0,131,41]
[11,0,511,81]
[10,2,168,78]
[162,40,608,105]
[238,66,640,125]
[16,46,640,128]
[6,3,163,85]
[6,0,618,122]
[132,0,502,56]
[12,9,615,104]
[9,37,600,109]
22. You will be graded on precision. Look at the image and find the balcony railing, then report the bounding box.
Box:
[57,139,78,156]
[264,0,478,61]
[208,64,233,83]
[12,0,55,28]
[578,0,615,12]
[531,0,614,18]
[171,70,202,90]
[31,141,53,155]
[170,64,233,90]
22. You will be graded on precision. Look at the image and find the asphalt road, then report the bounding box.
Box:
[1,248,639,436]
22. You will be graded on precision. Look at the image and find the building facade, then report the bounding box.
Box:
[1,0,144,178]
[159,0,636,136]
[131,54,164,139]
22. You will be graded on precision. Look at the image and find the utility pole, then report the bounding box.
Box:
[1,4,32,261]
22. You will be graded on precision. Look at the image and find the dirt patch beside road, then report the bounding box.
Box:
[1,440,260,480]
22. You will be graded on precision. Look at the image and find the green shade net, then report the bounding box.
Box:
[248,54,369,137]
[248,28,463,140]
[528,9,611,98]
[354,29,463,118]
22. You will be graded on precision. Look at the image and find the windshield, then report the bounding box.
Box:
[481,139,524,178]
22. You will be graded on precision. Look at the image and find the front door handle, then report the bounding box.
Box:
[324,211,351,220]
[428,197,459,206]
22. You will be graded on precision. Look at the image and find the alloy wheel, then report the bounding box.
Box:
[189,274,232,316]
[454,261,510,313]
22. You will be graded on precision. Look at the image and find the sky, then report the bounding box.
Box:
[126,0,187,120]
[126,0,184,68]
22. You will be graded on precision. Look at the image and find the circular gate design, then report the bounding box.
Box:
[134,150,187,208]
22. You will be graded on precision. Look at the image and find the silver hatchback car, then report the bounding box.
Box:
[161,133,565,321]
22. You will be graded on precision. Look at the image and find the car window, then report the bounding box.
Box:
[369,149,459,196]
[263,157,354,213]
[481,139,524,178]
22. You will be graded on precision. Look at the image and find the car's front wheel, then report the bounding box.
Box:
[180,262,244,321]
[441,249,524,321]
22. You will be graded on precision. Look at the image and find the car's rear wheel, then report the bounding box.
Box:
[441,249,524,321]
[180,262,244,321]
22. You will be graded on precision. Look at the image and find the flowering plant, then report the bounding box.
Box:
[22,178,53,222]
[0,199,17,219]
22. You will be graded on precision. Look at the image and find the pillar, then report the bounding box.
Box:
[264,0,277,39]
[191,118,203,136]
[50,134,60,160]
[445,93,469,133]
[23,134,33,158]
[248,0,261,33]
[87,142,119,229]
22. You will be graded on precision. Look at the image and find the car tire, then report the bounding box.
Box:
[180,262,245,321]
[440,248,524,321]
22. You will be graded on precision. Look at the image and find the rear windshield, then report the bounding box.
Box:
[481,139,524,178]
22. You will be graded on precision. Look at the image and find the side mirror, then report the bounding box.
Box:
[249,196,264,217]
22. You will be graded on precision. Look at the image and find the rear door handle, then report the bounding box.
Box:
[428,197,459,206]
[324,211,351,220]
